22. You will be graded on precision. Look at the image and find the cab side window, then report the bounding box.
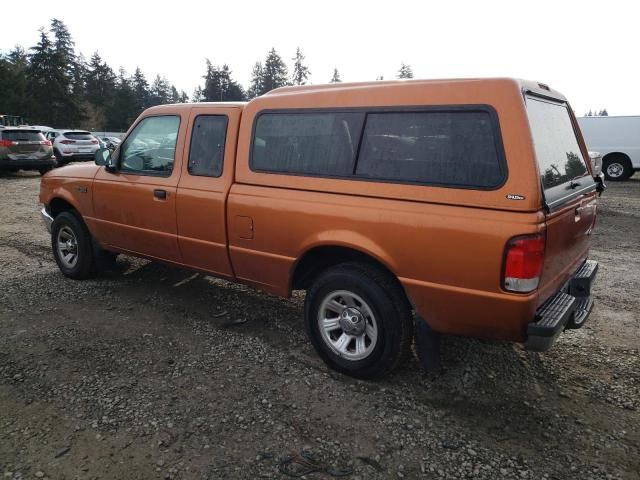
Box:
[120,115,180,176]
[188,115,228,177]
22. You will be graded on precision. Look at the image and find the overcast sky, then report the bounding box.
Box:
[2,0,638,115]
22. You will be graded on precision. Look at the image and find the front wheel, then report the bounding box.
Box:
[304,262,413,379]
[51,211,97,279]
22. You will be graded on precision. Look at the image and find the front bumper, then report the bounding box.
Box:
[525,260,598,351]
[41,208,54,233]
[0,157,57,170]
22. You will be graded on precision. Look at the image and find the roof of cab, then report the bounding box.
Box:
[144,102,246,114]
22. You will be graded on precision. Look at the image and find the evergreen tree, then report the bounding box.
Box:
[0,47,29,117]
[599,109,609,116]
[169,85,180,103]
[586,109,593,117]
[50,19,81,126]
[71,53,88,108]
[131,67,150,111]
[220,64,245,100]
[247,61,264,99]
[105,68,137,130]
[397,62,414,79]
[330,68,341,83]
[0,54,14,114]
[192,85,204,102]
[83,52,117,129]
[202,60,246,101]
[291,47,310,86]
[85,52,116,108]
[261,48,288,94]
[178,90,189,103]
[149,75,170,106]
[26,29,58,125]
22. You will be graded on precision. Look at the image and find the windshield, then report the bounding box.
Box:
[526,96,594,206]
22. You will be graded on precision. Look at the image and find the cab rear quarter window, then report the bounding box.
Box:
[188,115,228,177]
[249,106,507,189]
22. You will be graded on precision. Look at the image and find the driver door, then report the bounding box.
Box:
[91,113,186,264]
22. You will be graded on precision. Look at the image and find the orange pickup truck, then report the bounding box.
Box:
[39,78,602,378]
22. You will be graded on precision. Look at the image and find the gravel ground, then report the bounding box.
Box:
[0,171,638,480]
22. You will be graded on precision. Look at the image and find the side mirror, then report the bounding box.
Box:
[95,148,110,166]
[95,148,117,172]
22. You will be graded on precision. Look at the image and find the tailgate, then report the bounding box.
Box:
[526,95,597,304]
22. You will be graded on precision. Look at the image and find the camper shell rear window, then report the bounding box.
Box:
[526,95,595,208]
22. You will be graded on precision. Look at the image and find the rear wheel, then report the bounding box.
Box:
[304,262,413,379]
[54,150,66,166]
[51,211,96,279]
[603,155,633,181]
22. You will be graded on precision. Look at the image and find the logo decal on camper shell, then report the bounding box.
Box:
[506,194,525,200]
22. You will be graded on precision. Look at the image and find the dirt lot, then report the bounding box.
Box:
[1,172,638,480]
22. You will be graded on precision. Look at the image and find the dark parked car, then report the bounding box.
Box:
[0,128,56,175]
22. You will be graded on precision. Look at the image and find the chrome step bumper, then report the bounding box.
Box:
[525,260,598,352]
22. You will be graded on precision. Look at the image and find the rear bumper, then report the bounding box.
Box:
[525,259,598,351]
[0,157,57,170]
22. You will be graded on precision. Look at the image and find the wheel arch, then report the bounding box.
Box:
[290,243,413,308]
[602,151,632,164]
[48,196,79,218]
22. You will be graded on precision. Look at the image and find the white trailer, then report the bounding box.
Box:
[577,116,640,180]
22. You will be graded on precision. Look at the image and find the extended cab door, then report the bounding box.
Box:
[175,105,241,278]
[91,113,186,263]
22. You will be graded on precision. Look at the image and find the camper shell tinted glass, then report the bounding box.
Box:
[526,96,595,208]
[250,106,506,189]
[252,112,364,176]
[357,110,503,188]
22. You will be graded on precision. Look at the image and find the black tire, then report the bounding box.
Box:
[53,150,66,167]
[603,155,633,181]
[96,250,118,270]
[304,262,413,379]
[51,211,96,279]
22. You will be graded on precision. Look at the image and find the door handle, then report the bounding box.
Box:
[153,189,167,200]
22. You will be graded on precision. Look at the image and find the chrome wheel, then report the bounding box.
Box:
[606,161,624,179]
[317,290,378,361]
[56,226,78,268]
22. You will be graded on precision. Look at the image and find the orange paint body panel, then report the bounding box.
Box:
[39,78,598,345]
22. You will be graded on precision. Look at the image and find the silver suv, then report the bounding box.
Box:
[50,130,100,165]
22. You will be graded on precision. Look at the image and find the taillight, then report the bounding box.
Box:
[60,139,75,144]
[0,140,15,147]
[503,233,546,293]
[40,140,52,146]
[91,139,99,144]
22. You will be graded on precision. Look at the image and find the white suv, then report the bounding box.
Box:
[50,130,100,165]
